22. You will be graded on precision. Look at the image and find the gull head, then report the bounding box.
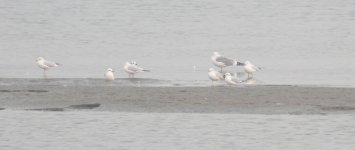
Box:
[223,72,232,79]
[245,61,251,65]
[36,57,44,62]
[107,68,114,72]
[224,72,232,77]
[213,52,221,56]
[130,61,138,65]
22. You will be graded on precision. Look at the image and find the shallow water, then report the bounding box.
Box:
[0,110,354,150]
[1,0,355,86]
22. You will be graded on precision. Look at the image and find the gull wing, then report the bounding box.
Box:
[251,64,261,71]
[216,56,234,66]
[44,60,61,67]
[127,64,144,72]
[231,76,240,82]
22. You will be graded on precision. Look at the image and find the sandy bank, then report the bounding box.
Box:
[1,80,355,114]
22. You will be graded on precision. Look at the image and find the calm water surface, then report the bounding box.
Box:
[1,1,355,149]
[1,110,355,150]
[0,0,355,86]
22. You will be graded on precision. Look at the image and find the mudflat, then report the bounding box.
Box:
[1,79,355,114]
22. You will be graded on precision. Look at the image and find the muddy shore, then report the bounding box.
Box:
[1,79,354,114]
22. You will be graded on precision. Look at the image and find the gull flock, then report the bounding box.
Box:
[209,52,261,86]
[36,51,261,86]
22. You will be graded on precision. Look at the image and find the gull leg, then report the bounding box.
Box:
[43,69,48,78]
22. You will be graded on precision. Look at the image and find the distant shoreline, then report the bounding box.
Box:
[1,78,355,114]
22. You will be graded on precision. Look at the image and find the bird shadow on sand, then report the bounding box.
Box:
[25,103,101,112]
[67,103,101,110]
[0,90,48,93]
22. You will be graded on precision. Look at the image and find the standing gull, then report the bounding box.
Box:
[208,68,224,86]
[123,61,149,78]
[36,57,61,77]
[224,72,240,86]
[244,61,261,78]
[211,52,244,71]
[104,68,115,81]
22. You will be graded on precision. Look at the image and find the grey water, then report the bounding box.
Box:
[0,110,355,150]
[1,1,355,149]
[1,0,355,86]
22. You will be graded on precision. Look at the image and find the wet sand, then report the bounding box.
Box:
[1,79,355,114]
